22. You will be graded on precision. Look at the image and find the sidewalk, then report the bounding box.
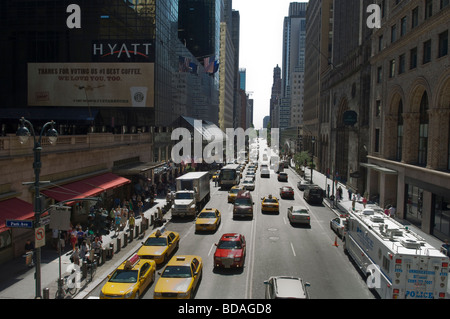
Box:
[0,198,169,299]
[295,165,445,252]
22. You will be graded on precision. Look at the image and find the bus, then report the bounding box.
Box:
[219,164,240,189]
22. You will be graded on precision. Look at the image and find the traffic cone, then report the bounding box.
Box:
[333,236,339,247]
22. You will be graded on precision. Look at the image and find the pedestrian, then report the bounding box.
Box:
[79,240,88,261]
[71,246,80,266]
[129,213,135,232]
[384,205,390,216]
[70,229,77,251]
[114,213,121,236]
[348,188,353,201]
[24,239,35,267]
[92,237,102,255]
[388,205,396,218]
[362,196,367,208]
[352,195,356,211]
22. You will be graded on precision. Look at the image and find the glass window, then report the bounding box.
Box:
[405,184,424,227]
[423,40,432,64]
[433,194,450,241]
[412,7,419,29]
[410,47,418,69]
[418,92,429,166]
[438,30,448,58]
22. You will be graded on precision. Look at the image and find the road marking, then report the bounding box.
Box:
[208,243,215,256]
[290,242,296,257]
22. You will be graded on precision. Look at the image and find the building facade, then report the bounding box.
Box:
[367,0,450,239]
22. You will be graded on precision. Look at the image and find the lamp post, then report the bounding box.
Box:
[17,117,58,298]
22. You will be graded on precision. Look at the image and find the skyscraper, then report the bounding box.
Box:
[280,2,308,129]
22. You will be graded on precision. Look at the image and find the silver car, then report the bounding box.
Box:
[242,178,255,191]
[264,276,311,299]
[287,205,311,226]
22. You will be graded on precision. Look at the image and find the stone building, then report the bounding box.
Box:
[366,0,449,239]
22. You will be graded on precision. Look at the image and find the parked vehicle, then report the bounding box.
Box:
[303,185,324,204]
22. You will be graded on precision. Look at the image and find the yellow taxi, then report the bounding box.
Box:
[100,254,155,299]
[261,195,280,213]
[228,185,244,203]
[212,170,220,182]
[153,255,203,299]
[195,208,221,233]
[137,228,180,266]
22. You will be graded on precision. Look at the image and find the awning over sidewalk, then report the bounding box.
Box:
[41,172,131,204]
[0,198,34,232]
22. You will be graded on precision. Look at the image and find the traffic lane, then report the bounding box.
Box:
[253,169,375,299]
[140,182,255,299]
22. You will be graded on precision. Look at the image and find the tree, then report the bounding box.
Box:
[293,151,311,171]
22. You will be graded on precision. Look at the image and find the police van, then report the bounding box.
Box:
[343,207,449,299]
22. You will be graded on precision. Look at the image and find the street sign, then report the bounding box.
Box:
[6,219,34,229]
[35,226,45,248]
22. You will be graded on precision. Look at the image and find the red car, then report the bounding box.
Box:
[280,186,294,199]
[213,233,246,269]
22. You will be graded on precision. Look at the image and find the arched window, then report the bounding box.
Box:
[418,92,429,166]
[396,100,403,161]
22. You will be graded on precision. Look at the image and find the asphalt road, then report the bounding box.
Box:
[87,140,375,299]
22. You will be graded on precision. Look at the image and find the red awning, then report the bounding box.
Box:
[41,173,130,204]
[0,198,34,232]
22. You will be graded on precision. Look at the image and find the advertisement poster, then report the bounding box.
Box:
[28,63,154,107]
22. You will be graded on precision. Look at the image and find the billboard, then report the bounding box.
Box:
[28,63,154,107]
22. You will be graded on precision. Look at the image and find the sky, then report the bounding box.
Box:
[232,0,307,129]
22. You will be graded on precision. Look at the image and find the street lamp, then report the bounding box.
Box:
[16,117,58,298]
[310,136,315,183]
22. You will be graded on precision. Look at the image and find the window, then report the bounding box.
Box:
[412,7,419,29]
[377,66,383,83]
[423,40,432,64]
[410,47,418,69]
[376,100,382,117]
[391,24,397,43]
[389,59,396,78]
[379,35,384,52]
[397,100,403,161]
[438,30,448,58]
[425,0,433,19]
[375,129,380,153]
[418,92,429,166]
[398,54,406,74]
[442,0,450,9]
[400,16,407,36]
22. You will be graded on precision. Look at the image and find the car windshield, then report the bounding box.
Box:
[143,237,167,246]
[235,198,251,206]
[161,266,192,278]
[109,269,138,283]
[230,188,241,194]
[309,189,323,195]
[218,240,242,249]
[264,199,277,203]
[198,212,216,218]
[176,192,194,199]
[281,187,292,191]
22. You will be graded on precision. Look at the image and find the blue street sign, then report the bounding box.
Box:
[6,219,34,229]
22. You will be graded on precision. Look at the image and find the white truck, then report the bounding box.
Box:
[171,172,211,218]
[343,207,449,299]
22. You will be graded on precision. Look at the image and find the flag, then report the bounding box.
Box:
[189,62,198,75]
[204,56,215,74]
[179,56,190,72]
